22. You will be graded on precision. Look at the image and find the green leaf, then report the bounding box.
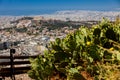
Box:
[54,52,70,62]
[55,38,61,45]
[93,28,101,37]
[88,57,93,63]
[117,52,120,60]
[69,68,79,74]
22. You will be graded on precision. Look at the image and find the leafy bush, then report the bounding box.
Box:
[28,18,120,80]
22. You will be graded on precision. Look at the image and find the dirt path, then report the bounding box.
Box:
[5,74,33,80]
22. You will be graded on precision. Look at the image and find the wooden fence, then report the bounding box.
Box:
[0,51,39,80]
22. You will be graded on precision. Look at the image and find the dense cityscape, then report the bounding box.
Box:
[0,10,120,56]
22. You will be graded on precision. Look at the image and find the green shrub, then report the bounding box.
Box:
[28,18,120,80]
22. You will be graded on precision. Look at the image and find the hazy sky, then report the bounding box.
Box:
[0,0,120,11]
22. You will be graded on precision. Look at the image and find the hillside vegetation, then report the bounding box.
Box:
[28,17,120,80]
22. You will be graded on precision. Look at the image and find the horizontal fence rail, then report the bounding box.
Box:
[0,55,39,59]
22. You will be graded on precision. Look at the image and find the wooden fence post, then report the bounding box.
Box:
[10,49,16,80]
